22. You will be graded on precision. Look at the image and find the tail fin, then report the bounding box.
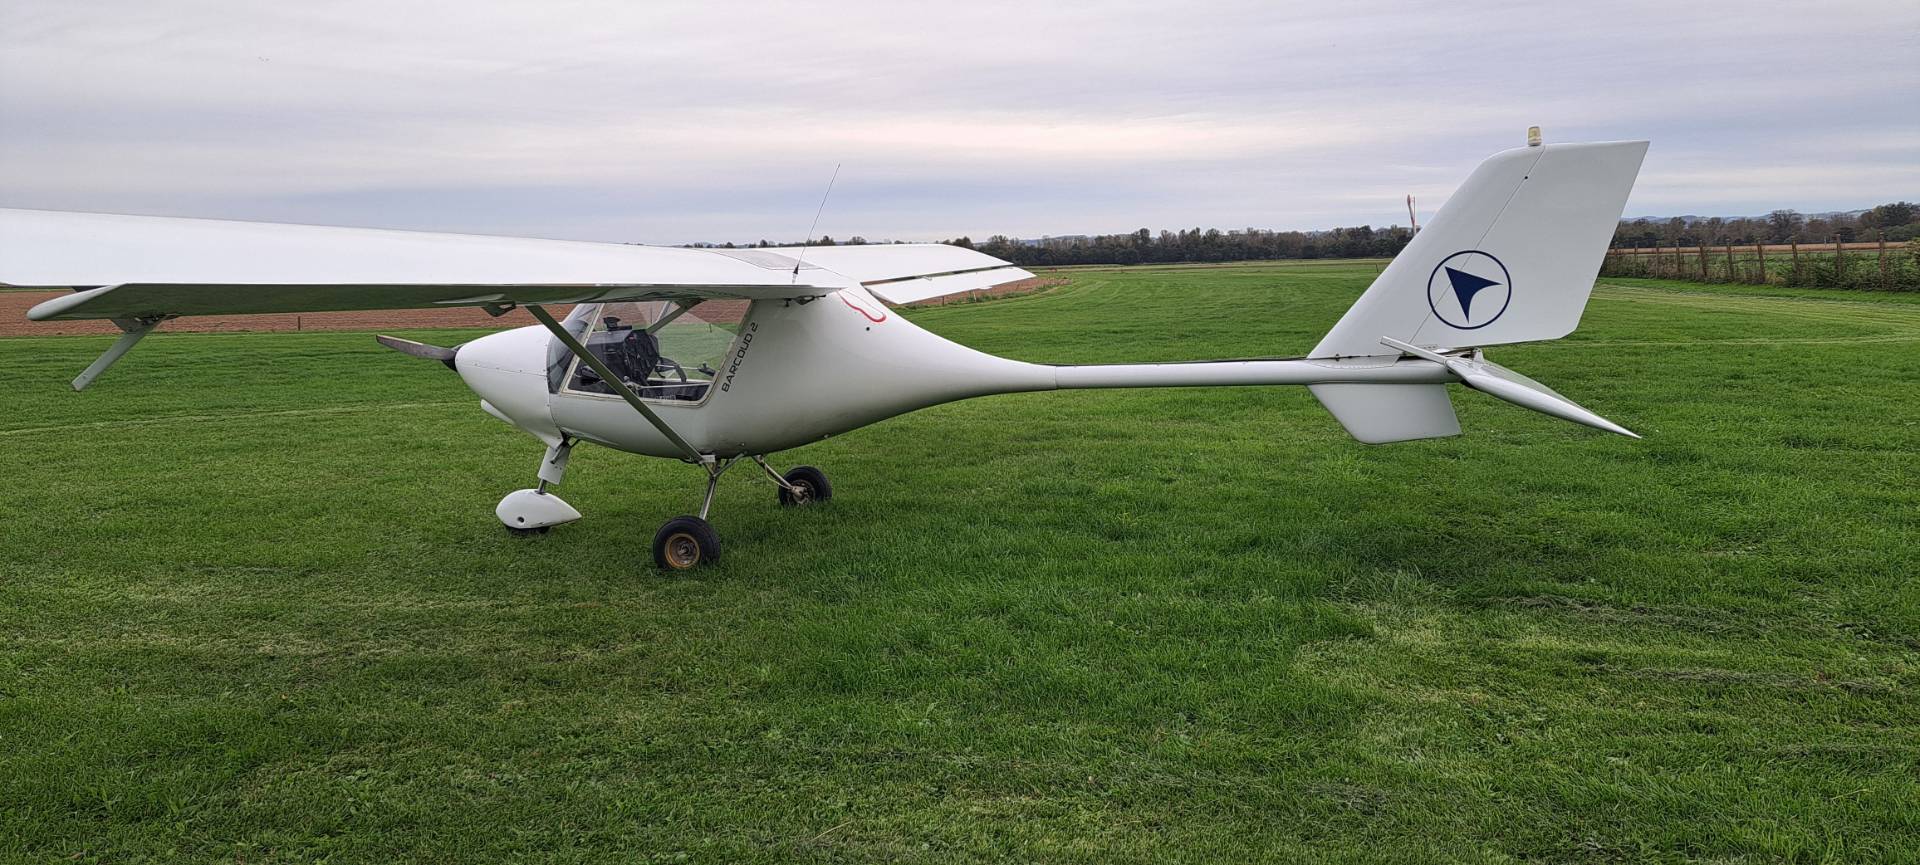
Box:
[1311,140,1647,360]
[1308,139,1647,444]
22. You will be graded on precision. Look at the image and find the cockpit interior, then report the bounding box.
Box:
[562,300,746,403]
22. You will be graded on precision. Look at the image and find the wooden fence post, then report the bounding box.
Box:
[1790,240,1800,284]
[1835,237,1845,283]
[1880,231,1890,289]
[1725,244,1736,282]
[1755,242,1767,284]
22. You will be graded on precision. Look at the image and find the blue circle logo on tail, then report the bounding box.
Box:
[1426,250,1511,330]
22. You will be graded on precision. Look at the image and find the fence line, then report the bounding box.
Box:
[1601,232,1917,291]
[1605,240,1888,256]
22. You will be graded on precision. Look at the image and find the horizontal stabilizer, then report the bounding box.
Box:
[1455,358,1637,438]
[1382,337,1636,438]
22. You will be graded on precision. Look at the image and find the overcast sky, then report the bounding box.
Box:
[2,0,1916,244]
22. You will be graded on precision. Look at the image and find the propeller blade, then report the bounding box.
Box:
[375,335,459,370]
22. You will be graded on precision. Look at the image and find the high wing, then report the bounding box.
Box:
[4,207,1030,390]
[4,208,847,322]
[786,244,1033,304]
[3,208,1031,321]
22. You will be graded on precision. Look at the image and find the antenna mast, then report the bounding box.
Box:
[791,163,842,283]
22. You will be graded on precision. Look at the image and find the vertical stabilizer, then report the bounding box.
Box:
[1310,140,1647,359]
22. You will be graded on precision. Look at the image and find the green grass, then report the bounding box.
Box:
[3,262,1917,863]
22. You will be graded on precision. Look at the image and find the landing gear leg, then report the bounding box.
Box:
[755,456,831,507]
[652,457,734,570]
[650,457,829,569]
[497,438,582,536]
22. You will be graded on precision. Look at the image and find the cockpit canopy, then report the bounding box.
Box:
[556,300,748,403]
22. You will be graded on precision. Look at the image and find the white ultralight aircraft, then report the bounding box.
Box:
[6,137,1647,569]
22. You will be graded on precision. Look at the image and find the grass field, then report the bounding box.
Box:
[2,262,1917,863]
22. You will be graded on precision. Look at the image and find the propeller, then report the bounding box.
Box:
[375,335,460,370]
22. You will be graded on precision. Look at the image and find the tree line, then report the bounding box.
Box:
[679,201,1916,268]
[1611,202,1917,249]
[684,225,1413,266]
[947,226,1412,266]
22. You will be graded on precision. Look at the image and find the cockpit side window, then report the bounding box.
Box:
[561,300,749,403]
[546,303,600,393]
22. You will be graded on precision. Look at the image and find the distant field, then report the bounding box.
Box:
[2,262,1917,862]
[1044,258,1393,275]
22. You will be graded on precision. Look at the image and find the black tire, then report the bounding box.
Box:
[778,466,832,507]
[653,515,720,570]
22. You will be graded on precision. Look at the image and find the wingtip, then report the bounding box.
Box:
[1595,418,1641,439]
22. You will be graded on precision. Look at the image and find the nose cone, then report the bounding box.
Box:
[455,325,562,443]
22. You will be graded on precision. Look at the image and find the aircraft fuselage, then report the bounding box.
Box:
[455,285,1456,461]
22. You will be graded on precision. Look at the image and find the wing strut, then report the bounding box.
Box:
[525,304,704,463]
[72,312,169,391]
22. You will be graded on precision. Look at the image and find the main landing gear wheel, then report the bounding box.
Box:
[653,515,720,570]
[777,466,832,507]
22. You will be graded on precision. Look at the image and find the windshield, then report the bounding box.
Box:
[562,300,748,403]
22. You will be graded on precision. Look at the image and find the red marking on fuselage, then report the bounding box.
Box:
[839,290,887,323]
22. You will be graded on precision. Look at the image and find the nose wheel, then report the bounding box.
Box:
[496,440,582,536]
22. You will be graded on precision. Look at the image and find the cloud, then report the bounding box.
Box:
[2,0,1915,243]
